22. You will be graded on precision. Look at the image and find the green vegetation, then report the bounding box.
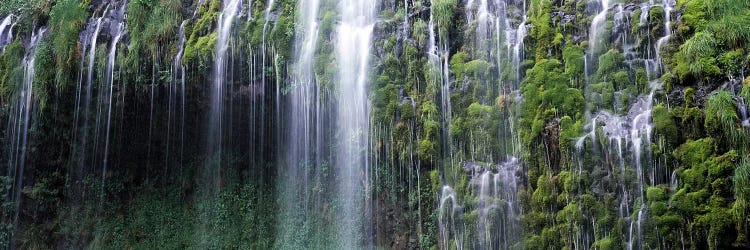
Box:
[0,0,749,249]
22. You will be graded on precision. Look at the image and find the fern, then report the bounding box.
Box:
[707,12,750,48]
[705,0,750,18]
[682,32,717,59]
[48,0,89,90]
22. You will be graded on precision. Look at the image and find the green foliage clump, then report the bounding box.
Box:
[47,0,89,89]
[562,43,584,86]
[719,49,746,77]
[432,0,457,37]
[269,0,296,62]
[183,0,221,67]
[95,185,277,249]
[679,0,708,32]
[675,32,721,82]
[520,59,583,148]
[705,91,744,146]
[653,104,679,145]
[126,0,183,68]
[32,41,55,110]
[594,49,624,83]
[0,41,23,101]
[674,138,715,168]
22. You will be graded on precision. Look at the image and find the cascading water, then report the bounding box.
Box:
[599,83,661,250]
[195,0,243,245]
[740,97,750,127]
[75,9,104,178]
[437,158,523,250]
[100,4,126,186]
[577,1,675,248]
[4,26,46,244]
[654,0,675,73]
[0,15,15,52]
[438,186,463,250]
[1,0,745,249]
[501,0,527,157]
[436,0,528,248]
[208,0,242,163]
[262,0,275,167]
[334,0,377,247]
[71,1,128,195]
[277,0,322,246]
[170,20,188,172]
[427,0,453,159]
[472,159,522,249]
[588,0,611,62]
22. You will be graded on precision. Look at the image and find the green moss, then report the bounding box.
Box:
[518,58,585,163]
[32,41,55,110]
[183,0,221,66]
[562,43,584,83]
[684,87,696,107]
[718,49,746,76]
[612,71,629,89]
[183,32,217,66]
[592,237,617,250]
[653,104,679,145]
[674,138,715,168]
[449,51,469,80]
[590,81,614,107]
[418,139,437,163]
[270,2,296,61]
[463,60,491,80]
[681,0,707,32]
[594,49,624,83]
[647,186,667,201]
[706,150,738,180]
[532,175,554,208]
[648,6,665,35]
[695,207,735,250]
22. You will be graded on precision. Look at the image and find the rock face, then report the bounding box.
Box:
[0,0,749,249]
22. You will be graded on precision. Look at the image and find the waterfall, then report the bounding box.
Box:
[427,0,453,161]
[433,0,528,247]
[5,25,46,246]
[77,11,104,175]
[262,0,275,165]
[438,159,523,250]
[465,0,491,58]
[173,21,188,171]
[277,0,322,246]
[101,3,126,187]
[654,0,675,74]
[577,84,660,250]
[0,0,744,248]
[438,186,463,250]
[588,0,610,58]
[504,0,527,157]
[511,1,528,88]
[739,97,750,127]
[0,15,15,52]
[71,1,127,191]
[334,0,377,247]
[474,159,522,249]
[209,0,242,159]
[575,1,677,248]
